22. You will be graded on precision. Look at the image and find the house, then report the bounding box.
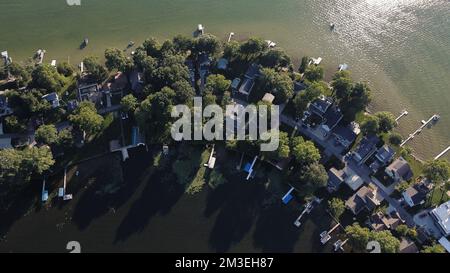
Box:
[403,182,430,207]
[343,166,365,191]
[369,145,396,173]
[130,70,144,93]
[345,183,384,215]
[310,96,332,117]
[238,63,260,99]
[353,135,380,165]
[66,100,79,112]
[430,200,450,236]
[217,58,229,70]
[231,78,241,91]
[293,81,307,93]
[385,157,413,182]
[262,93,275,104]
[321,105,343,136]
[42,92,60,109]
[327,167,345,193]
[0,94,13,117]
[333,122,360,150]
[370,211,405,231]
[78,83,104,107]
[399,237,419,253]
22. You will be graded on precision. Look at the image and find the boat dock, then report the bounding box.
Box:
[435,146,450,160]
[400,114,440,147]
[395,109,408,123]
[294,197,321,227]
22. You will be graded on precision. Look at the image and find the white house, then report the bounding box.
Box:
[431,200,450,237]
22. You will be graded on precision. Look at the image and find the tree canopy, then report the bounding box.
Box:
[69,101,104,136]
[35,124,58,145]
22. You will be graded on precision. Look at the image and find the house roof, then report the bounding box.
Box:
[386,157,413,181]
[244,63,260,79]
[404,184,428,205]
[262,93,275,104]
[323,105,343,131]
[293,81,307,92]
[370,211,404,231]
[375,145,396,164]
[310,97,332,115]
[354,135,380,161]
[328,168,345,190]
[431,200,450,236]
[399,237,419,253]
[217,58,229,70]
[333,124,358,145]
[346,183,383,215]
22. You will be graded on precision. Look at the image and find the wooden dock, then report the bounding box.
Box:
[395,110,408,123]
[435,146,450,160]
[400,114,440,147]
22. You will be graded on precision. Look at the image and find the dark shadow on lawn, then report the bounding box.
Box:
[114,167,184,243]
[71,148,153,230]
[207,175,266,253]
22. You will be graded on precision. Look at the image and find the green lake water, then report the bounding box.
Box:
[1,0,449,160]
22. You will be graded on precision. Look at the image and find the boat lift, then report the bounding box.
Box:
[282,187,295,205]
[320,223,340,245]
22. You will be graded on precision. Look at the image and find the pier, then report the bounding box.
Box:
[395,109,408,123]
[435,146,450,160]
[400,114,440,147]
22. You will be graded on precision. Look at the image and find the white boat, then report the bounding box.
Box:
[339,63,348,71]
[197,24,205,35]
[51,60,56,67]
[265,40,277,48]
[311,57,322,66]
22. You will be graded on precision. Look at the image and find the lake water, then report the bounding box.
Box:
[0,0,449,160]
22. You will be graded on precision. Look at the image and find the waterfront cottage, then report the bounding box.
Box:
[237,63,260,100]
[402,182,430,208]
[42,92,60,109]
[430,200,450,237]
[352,135,380,165]
[369,145,396,173]
[345,183,384,215]
[385,157,413,182]
[217,58,229,70]
[327,167,345,193]
[333,122,360,150]
[370,211,405,231]
[399,237,419,253]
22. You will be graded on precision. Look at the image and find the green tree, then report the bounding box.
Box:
[4,115,27,133]
[291,136,321,166]
[375,111,396,133]
[0,148,23,181]
[105,48,133,72]
[56,62,75,77]
[20,146,55,176]
[238,37,268,61]
[371,230,400,253]
[204,74,231,96]
[260,130,290,161]
[120,94,138,113]
[223,40,240,60]
[396,225,417,239]
[423,159,450,203]
[83,56,109,83]
[171,80,195,105]
[298,162,328,193]
[421,244,446,253]
[57,128,74,147]
[172,35,195,53]
[389,132,403,146]
[345,223,371,252]
[292,82,324,118]
[304,65,324,82]
[259,49,291,68]
[259,68,293,104]
[31,64,66,92]
[35,124,58,145]
[194,34,221,56]
[142,37,161,57]
[328,198,345,220]
[331,70,352,102]
[69,101,104,136]
[7,62,31,87]
[361,116,380,136]
[298,56,309,73]
[135,87,175,144]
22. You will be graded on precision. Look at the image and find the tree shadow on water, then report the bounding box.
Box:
[252,202,301,253]
[71,149,153,230]
[114,168,184,243]
[207,177,266,253]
